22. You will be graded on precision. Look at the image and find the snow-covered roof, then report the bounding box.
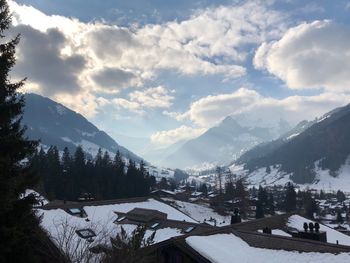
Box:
[38,198,197,261]
[186,233,350,263]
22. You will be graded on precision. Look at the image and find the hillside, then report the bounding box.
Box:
[236,104,350,185]
[23,93,143,162]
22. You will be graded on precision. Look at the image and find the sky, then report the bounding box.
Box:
[8,0,350,156]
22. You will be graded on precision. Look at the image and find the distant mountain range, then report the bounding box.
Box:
[161,116,291,168]
[23,93,143,162]
[236,104,350,187]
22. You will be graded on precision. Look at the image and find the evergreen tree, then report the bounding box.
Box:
[285,183,297,212]
[337,211,344,224]
[114,150,125,174]
[255,200,264,219]
[46,146,61,199]
[61,147,72,201]
[159,177,168,190]
[224,181,235,201]
[267,193,275,215]
[0,1,40,260]
[303,191,318,219]
[234,179,248,216]
[200,183,208,197]
[258,186,268,207]
[265,166,271,174]
[72,145,86,198]
[319,190,326,199]
[336,190,346,202]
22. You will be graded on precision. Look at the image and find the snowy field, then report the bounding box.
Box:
[186,233,350,263]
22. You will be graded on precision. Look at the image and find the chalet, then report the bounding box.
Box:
[145,213,350,262]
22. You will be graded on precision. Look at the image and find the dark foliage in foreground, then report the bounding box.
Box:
[0,1,55,261]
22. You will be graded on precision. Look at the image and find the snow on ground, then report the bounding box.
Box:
[301,158,350,192]
[229,164,293,188]
[286,132,300,140]
[185,162,217,175]
[55,105,67,115]
[167,200,231,226]
[186,233,350,263]
[228,157,350,192]
[145,165,175,179]
[21,189,49,205]
[287,215,350,246]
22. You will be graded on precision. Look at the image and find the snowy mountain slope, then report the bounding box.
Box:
[235,103,350,187]
[162,116,290,169]
[23,93,143,161]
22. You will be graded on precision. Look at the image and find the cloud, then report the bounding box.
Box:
[169,88,350,128]
[113,86,174,114]
[8,0,288,117]
[254,20,350,92]
[13,25,86,96]
[179,88,261,127]
[91,67,141,92]
[150,125,206,146]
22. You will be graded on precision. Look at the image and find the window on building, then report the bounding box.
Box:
[76,229,96,239]
[69,208,81,215]
[114,216,126,223]
[183,226,195,233]
[150,222,160,229]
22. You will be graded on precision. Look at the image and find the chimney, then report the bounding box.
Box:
[290,222,327,242]
[263,227,272,234]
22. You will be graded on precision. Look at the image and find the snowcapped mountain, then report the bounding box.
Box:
[22,93,143,162]
[161,116,290,169]
[235,104,350,190]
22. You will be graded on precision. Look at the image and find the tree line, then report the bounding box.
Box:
[30,146,156,201]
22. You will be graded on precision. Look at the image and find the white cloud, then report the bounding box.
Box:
[8,0,287,116]
[254,20,350,92]
[180,88,262,127]
[113,86,174,115]
[170,88,350,128]
[150,125,206,146]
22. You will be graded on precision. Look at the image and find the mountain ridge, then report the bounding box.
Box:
[161,115,290,168]
[236,103,350,185]
[23,93,143,162]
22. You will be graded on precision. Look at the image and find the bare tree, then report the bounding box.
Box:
[44,216,115,263]
[102,225,156,263]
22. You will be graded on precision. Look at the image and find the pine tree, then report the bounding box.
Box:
[267,192,275,215]
[303,191,318,219]
[0,1,40,260]
[234,179,248,217]
[285,183,297,212]
[337,211,344,224]
[255,200,264,219]
[336,190,346,202]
